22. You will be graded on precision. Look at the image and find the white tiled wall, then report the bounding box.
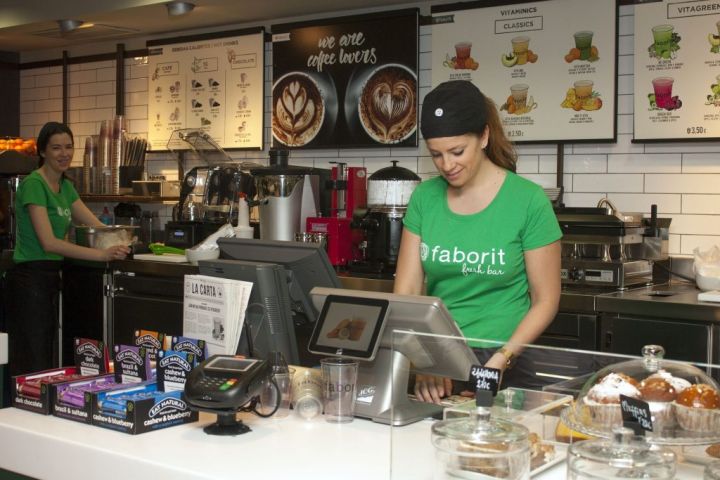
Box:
[17,4,720,254]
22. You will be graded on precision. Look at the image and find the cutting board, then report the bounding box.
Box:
[133,253,188,263]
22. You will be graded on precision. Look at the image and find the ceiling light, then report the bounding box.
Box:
[166,1,195,17]
[57,19,84,34]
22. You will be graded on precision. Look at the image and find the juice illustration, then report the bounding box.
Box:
[511,36,530,65]
[574,31,594,61]
[652,77,674,109]
[510,84,529,108]
[573,80,594,99]
[652,25,674,57]
[455,42,472,62]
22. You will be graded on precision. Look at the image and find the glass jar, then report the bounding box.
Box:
[567,427,676,479]
[431,406,530,479]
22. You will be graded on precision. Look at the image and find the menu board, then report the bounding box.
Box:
[431,0,617,143]
[271,10,419,148]
[634,0,720,141]
[146,29,265,150]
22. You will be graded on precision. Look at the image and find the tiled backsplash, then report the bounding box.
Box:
[17,4,720,255]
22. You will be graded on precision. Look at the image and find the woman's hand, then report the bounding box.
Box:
[102,245,130,261]
[414,374,452,404]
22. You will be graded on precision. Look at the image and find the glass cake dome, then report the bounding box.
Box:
[432,405,531,479]
[561,345,720,445]
[567,427,676,479]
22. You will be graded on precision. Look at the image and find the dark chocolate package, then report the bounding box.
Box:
[74,337,110,375]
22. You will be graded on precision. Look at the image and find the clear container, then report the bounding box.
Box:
[431,406,530,479]
[705,460,720,479]
[567,427,676,479]
[561,345,720,445]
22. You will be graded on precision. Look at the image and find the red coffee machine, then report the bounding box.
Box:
[306,163,366,267]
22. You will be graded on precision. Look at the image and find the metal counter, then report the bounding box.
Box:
[595,282,720,323]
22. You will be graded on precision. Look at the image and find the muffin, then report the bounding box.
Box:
[645,369,691,394]
[583,373,641,428]
[638,377,678,428]
[673,383,720,433]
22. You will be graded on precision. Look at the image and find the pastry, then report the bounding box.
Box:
[645,369,691,394]
[583,373,641,428]
[673,383,720,432]
[706,443,720,459]
[639,377,677,402]
[638,376,679,427]
[554,417,593,444]
[529,432,555,470]
[326,318,367,341]
[456,441,511,478]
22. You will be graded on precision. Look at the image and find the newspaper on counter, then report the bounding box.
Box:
[182,274,252,356]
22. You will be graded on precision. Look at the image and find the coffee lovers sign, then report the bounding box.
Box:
[271,10,419,148]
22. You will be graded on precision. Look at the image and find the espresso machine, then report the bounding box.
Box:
[249,149,330,242]
[556,199,671,290]
[350,161,420,276]
[306,162,367,267]
[165,129,256,248]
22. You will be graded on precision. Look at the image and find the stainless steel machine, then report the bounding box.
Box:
[249,149,330,242]
[556,199,671,290]
[529,199,673,384]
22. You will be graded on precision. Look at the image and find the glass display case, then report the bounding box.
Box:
[388,331,720,479]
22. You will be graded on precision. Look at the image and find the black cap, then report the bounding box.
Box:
[420,80,488,139]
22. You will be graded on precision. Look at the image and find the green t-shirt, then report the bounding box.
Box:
[403,171,562,343]
[14,170,79,263]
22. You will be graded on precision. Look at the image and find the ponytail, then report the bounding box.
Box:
[483,97,517,173]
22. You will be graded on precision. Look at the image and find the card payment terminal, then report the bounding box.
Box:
[184,355,275,435]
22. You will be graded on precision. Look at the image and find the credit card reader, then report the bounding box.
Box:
[184,355,275,435]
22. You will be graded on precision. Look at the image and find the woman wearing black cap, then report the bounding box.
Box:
[394,81,561,403]
[5,122,130,376]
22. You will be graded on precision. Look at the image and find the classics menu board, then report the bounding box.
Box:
[271,10,419,148]
[431,0,617,143]
[634,0,720,141]
[146,29,265,151]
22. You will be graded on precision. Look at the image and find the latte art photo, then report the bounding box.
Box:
[359,65,417,144]
[272,72,325,146]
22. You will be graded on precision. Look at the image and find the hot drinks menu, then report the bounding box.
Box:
[634,0,720,141]
[146,29,265,151]
[431,0,617,143]
[271,10,419,148]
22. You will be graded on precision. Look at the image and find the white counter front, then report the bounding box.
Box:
[0,407,570,480]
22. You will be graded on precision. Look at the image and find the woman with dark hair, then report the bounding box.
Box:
[393,81,562,402]
[5,121,130,376]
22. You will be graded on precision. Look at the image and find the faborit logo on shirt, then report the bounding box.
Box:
[56,206,70,217]
[420,242,507,277]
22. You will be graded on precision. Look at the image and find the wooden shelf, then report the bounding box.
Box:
[80,195,179,203]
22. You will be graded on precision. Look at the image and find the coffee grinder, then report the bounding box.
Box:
[165,129,256,248]
[350,161,420,276]
[306,162,367,267]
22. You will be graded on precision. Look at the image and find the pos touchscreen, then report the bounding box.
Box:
[308,295,389,361]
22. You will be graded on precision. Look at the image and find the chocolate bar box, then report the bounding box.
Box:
[91,382,198,434]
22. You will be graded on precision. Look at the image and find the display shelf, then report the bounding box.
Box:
[80,195,179,203]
